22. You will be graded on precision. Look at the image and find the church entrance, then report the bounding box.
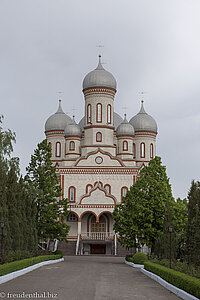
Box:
[90,244,106,254]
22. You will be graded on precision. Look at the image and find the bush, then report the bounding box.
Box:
[132,253,148,264]
[0,254,62,276]
[144,261,200,299]
[54,249,63,257]
[4,250,32,263]
[125,255,134,262]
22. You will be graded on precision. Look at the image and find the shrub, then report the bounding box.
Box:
[144,261,200,299]
[132,253,148,264]
[4,250,32,263]
[125,255,134,262]
[54,249,63,257]
[0,254,62,276]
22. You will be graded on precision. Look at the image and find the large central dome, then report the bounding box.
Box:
[82,55,117,90]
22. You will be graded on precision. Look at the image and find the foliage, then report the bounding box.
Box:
[186,180,200,265]
[125,255,134,262]
[113,156,174,250]
[25,139,69,241]
[0,116,38,258]
[3,250,32,263]
[0,254,62,276]
[144,261,200,299]
[132,253,148,264]
[54,249,63,257]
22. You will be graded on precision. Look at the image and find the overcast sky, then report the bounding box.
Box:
[1,0,200,200]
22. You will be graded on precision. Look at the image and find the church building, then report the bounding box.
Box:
[44,55,158,255]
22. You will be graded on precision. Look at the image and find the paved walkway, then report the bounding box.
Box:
[1,256,180,300]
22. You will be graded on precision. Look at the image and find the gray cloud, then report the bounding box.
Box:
[1,0,200,199]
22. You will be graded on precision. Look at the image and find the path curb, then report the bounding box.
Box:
[0,258,64,284]
[125,260,198,300]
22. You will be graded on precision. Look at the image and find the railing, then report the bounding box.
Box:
[76,234,80,255]
[81,232,114,240]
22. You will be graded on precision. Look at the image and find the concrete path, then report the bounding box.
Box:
[0,256,181,300]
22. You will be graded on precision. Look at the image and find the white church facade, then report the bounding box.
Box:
[44,56,158,255]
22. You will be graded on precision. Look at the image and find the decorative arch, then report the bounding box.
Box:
[86,184,93,194]
[123,141,128,151]
[56,142,61,157]
[104,184,111,194]
[140,142,145,158]
[67,211,80,222]
[96,103,102,123]
[80,211,98,222]
[70,141,75,151]
[150,143,153,158]
[68,186,76,202]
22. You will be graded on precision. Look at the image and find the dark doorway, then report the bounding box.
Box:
[90,244,106,254]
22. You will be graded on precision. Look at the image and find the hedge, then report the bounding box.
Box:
[144,261,200,299]
[132,253,147,264]
[0,254,62,276]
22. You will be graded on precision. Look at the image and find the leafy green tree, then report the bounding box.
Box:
[186,180,200,265]
[113,156,174,252]
[25,139,69,242]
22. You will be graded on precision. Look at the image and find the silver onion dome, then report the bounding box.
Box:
[129,102,157,133]
[116,115,134,136]
[65,117,81,137]
[82,55,117,90]
[45,100,72,131]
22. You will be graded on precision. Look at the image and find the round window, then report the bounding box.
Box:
[95,156,103,164]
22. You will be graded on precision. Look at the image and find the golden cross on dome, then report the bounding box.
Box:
[122,106,128,115]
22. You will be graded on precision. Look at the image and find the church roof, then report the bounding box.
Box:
[64,117,81,137]
[116,115,134,136]
[45,100,72,132]
[82,55,117,90]
[129,102,157,133]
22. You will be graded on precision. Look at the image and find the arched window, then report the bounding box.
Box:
[107,104,111,124]
[68,186,76,202]
[140,142,145,158]
[96,132,102,142]
[56,142,61,157]
[86,184,93,193]
[87,104,91,123]
[96,103,102,123]
[133,143,136,159]
[70,141,75,151]
[123,141,128,151]
[121,187,128,200]
[104,184,111,194]
[68,213,78,222]
[150,143,153,159]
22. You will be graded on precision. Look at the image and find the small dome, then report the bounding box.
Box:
[129,102,157,133]
[78,112,123,131]
[116,115,134,136]
[65,117,81,137]
[82,55,117,90]
[45,100,72,132]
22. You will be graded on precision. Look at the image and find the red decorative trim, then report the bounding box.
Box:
[104,184,111,194]
[87,104,92,124]
[107,104,111,124]
[65,136,81,139]
[67,210,80,222]
[69,141,75,151]
[95,156,103,164]
[67,212,78,222]
[150,143,153,158]
[121,186,128,201]
[68,186,76,202]
[98,211,112,224]
[86,184,93,193]
[133,176,136,185]
[84,125,115,130]
[96,103,102,123]
[80,211,98,222]
[65,153,80,156]
[94,181,103,186]
[79,184,116,205]
[140,142,145,158]
[56,142,61,157]
[123,141,128,151]
[74,148,125,167]
[118,152,134,156]
[96,132,102,142]
[83,86,116,94]
[81,145,116,148]
[117,136,134,139]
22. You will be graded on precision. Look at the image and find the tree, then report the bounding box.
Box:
[186,180,200,265]
[113,156,174,251]
[25,139,69,242]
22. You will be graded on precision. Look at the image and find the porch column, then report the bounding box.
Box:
[78,221,82,235]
